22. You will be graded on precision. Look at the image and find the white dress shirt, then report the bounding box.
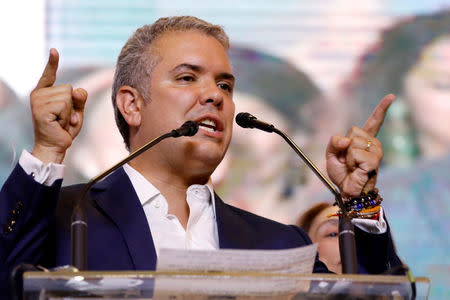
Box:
[122,164,219,255]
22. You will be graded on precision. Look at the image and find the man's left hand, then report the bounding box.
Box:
[326,94,396,198]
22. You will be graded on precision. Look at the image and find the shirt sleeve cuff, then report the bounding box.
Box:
[352,206,387,234]
[18,149,65,186]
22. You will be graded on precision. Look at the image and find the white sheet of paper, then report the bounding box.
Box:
[156,243,317,274]
[154,244,318,298]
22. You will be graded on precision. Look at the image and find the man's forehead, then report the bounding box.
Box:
[148,31,232,71]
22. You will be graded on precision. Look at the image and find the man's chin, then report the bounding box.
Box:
[196,154,223,169]
[180,141,227,171]
[190,152,223,170]
[181,156,222,184]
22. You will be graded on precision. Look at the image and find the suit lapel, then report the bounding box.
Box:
[214,193,254,249]
[91,167,157,270]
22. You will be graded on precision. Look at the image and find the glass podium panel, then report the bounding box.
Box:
[23,270,430,299]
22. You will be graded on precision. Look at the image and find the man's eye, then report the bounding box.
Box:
[178,75,195,82]
[218,83,233,92]
[326,232,338,238]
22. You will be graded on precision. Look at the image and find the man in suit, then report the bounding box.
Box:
[0,16,401,292]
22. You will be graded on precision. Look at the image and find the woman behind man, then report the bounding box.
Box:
[297,202,341,274]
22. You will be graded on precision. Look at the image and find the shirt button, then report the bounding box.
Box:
[154,200,161,208]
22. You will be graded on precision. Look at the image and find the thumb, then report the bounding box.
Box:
[69,88,88,127]
[326,135,351,158]
[72,88,88,111]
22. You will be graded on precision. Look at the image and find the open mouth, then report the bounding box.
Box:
[197,119,217,133]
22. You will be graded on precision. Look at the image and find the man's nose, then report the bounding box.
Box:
[199,84,223,107]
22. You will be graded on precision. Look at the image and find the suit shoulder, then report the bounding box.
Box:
[58,183,87,212]
[222,202,312,244]
[61,183,86,195]
[223,203,286,226]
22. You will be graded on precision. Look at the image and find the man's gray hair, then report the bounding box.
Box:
[112,16,230,150]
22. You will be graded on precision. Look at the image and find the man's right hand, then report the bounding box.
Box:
[30,48,88,164]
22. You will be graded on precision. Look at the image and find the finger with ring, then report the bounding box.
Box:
[365,140,372,151]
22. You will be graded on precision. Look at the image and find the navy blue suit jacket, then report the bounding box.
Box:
[1,164,402,292]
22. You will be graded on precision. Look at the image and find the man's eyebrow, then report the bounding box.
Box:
[219,72,235,82]
[170,63,235,82]
[170,63,202,73]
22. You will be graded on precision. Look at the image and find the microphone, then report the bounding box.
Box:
[171,120,198,137]
[71,121,198,270]
[235,112,275,133]
[235,112,357,274]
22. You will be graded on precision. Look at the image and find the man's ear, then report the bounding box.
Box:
[115,86,144,127]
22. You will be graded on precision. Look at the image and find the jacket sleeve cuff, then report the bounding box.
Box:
[19,150,64,186]
[352,207,387,234]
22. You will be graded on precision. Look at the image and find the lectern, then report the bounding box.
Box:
[22,270,430,299]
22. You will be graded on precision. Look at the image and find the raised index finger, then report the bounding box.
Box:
[35,48,59,89]
[363,93,396,136]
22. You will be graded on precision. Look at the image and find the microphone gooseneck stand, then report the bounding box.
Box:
[274,127,357,274]
[235,112,357,274]
[71,121,198,270]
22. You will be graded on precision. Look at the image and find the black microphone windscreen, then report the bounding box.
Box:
[235,112,275,132]
[174,121,198,137]
[235,112,255,128]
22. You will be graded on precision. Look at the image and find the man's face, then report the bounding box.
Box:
[136,30,235,174]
